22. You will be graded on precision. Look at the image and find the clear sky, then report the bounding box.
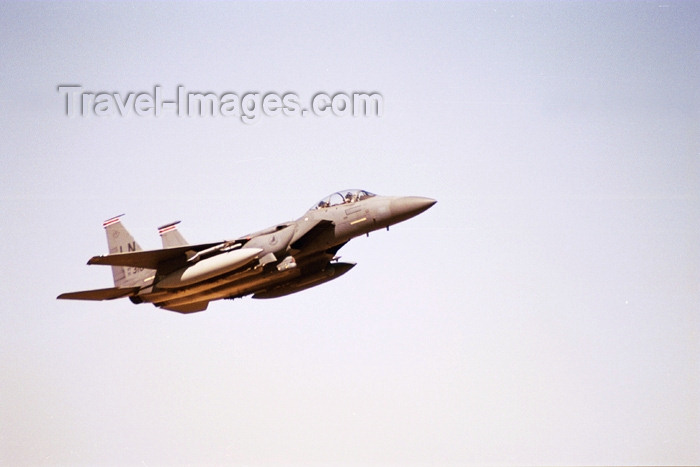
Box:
[1,1,698,465]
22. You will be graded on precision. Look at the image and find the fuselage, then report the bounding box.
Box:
[142,191,435,311]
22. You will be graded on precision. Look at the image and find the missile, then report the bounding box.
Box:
[157,247,262,289]
[252,262,355,299]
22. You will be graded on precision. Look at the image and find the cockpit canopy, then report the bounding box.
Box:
[311,189,376,210]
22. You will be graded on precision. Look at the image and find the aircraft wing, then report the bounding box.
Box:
[87,241,225,269]
[58,286,140,301]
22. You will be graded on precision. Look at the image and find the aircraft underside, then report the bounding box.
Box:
[138,247,350,313]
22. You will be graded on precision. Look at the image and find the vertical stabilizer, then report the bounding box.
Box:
[102,215,154,288]
[158,221,188,248]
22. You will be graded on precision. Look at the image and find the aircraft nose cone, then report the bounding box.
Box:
[390,196,437,221]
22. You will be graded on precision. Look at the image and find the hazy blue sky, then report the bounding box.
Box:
[1,1,698,465]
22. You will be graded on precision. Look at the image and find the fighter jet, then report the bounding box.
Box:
[58,189,436,313]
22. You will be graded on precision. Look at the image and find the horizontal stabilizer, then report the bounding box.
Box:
[57,286,140,301]
[88,242,224,269]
